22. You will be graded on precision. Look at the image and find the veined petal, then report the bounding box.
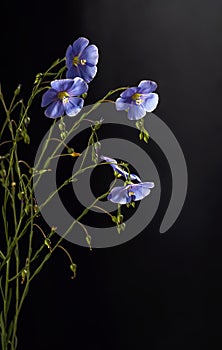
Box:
[44,101,64,119]
[71,37,89,56]
[138,80,157,93]
[143,93,159,112]
[107,186,131,204]
[116,98,131,111]
[128,104,146,120]
[81,44,99,65]
[65,45,74,68]
[131,182,154,201]
[64,97,84,117]
[120,87,137,98]
[68,77,88,96]
[66,65,81,79]
[51,79,74,92]
[41,89,57,107]
[79,65,97,83]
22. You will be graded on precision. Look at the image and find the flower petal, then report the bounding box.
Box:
[115,98,133,111]
[79,65,97,83]
[65,45,74,68]
[66,65,81,79]
[51,79,74,92]
[44,101,64,119]
[138,80,157,93]
[68,77,88,96]
[143,93,159,112]
[100,155,117,164]
[64,97,84,117]
[80,44,99,65]
[120,87,137,98]
[128,104,146,120]
[107,186,131,204]
[71,37,89,56]
[131,182,154,201]
[41,89,57,107]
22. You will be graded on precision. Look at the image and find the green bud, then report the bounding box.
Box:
[70,263,77,279]
[14,84,21,96]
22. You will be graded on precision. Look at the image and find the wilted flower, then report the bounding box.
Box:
[65,37,99,83]
[100,155,141,182]
[41,78,88,119]
[108,182,154,204]
[116,80,159,120]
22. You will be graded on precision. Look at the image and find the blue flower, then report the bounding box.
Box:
[116,80,159,120]
[100,155,141,182]
[41,78,88,119]
[107,182,154,204]
[65,37,99,83]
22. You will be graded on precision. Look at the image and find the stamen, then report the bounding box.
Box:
[57,91,69,104]
[73,56,79,66]
[80,59,86,65]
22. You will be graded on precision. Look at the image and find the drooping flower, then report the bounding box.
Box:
[116,80,159,120]
[100,155,142,182]
[65,37,99,83]
[41,78,88,119]
[107,182,154,204]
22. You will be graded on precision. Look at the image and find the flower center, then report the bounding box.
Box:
[73,56,79,66]
[73,56,87,66]
[57,91,69,104]
[132,93,143,105]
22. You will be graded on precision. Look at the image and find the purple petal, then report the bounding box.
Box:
[66,65,81,79]
[79,65,97,83]
[71,37,89,56]
[41,89,57,107]
[44,101,64,119]
[51,79,74,92]
[68,77,88,96]
[80,44,99,65]
[143,93,159,112]
[120,87,137,99]
[65,45,74,68]
[107,186,131,204]
[64,97,84,117]
[138,80,157,93]
[128,105,146,120]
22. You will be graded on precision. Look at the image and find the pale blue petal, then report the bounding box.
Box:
[100,155,117,164]
[51,79,74,92]
[107,186,131,204]
[81,44,99,65]
[41,89,57,107]
[132,182,154,201]
[138,80,157,93]
[128,105,146,120]
[72,37,89,56]
[45,101,64,119]
[66,65,81,79]
[120,87,137,98]
[68,77,88,96]
[116,98,131,111]
[79,65,97,83]
[64,97,84,117]
[65,45,74,68]
[143,93,159,112]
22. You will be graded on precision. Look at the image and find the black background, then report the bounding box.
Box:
[0,0,222,349]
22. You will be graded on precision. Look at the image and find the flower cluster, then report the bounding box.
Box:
[41,37,159,121]
[101,156,154,204]
[41,36,158,207]
[41,37,99,119]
